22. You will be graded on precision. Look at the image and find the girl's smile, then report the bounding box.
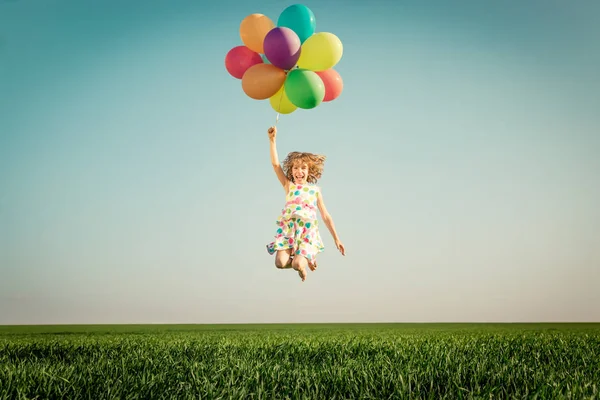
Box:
[292,162,309,184]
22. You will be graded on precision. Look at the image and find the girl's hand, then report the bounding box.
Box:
[335,240,346,256]
[268,126,277,140]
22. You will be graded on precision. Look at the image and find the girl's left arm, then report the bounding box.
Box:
[317,190,345,256]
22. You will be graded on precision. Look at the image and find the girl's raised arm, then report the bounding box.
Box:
[268,126,289,190]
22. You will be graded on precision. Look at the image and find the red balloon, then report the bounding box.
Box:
[316,69,343,102]
[225,46,263,79]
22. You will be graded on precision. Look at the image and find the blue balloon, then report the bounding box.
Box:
[277,4,316,44]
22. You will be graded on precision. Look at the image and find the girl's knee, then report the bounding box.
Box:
[275,251,291,269]
[275,257,286,269]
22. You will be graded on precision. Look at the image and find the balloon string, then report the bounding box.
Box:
[275,82,285,125]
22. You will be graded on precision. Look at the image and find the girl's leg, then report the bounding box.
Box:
[291,255,308,281]
[275,249,293,269]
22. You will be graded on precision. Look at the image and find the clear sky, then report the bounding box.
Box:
[1,0,599,324]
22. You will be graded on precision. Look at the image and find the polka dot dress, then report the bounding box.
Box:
[266,183,325,267]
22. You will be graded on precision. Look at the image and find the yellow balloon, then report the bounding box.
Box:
[297,32,343,71]
[269,85,297,114]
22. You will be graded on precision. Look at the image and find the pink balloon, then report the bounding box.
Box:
[263,27,301,70]
[225,46,263,79]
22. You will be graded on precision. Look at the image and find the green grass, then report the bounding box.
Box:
[1,323,599,399]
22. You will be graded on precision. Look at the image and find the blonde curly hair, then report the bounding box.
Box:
[282,151,326,184]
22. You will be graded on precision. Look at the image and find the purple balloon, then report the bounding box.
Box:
[263,27,301,70]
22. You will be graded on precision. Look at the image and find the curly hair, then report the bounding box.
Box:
[282,151,326,184]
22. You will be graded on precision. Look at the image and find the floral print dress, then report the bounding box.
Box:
[266,183,325,267]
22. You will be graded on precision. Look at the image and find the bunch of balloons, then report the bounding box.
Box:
[225,4,343,115]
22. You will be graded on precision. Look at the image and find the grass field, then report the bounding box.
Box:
[1,323,599,399]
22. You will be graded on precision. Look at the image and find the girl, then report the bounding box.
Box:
[266,126,345,282]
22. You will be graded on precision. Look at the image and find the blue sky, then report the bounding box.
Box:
[1,0,599,324]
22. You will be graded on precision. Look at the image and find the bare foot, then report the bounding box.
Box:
[308,261,317,271]
[296,265,307,281]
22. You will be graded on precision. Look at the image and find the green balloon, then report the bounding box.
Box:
[284,69,325,109]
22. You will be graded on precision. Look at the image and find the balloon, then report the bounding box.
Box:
[239,14,275,53]
[277,4,316,44]
[269,85,297,114]
[263,27,301,70]
[297,32,343,71]
[315,69,343,102]
[284,68,325,109]
[225,46,263,79]
[228,7,343,115]
[242,64,287,100]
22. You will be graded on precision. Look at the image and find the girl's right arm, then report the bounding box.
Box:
[268,126,289,191]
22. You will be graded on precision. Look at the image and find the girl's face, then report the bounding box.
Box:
[292,162,309,184]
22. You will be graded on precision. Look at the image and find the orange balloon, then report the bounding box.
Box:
[242,64,287,100]
[240,14,275,54]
